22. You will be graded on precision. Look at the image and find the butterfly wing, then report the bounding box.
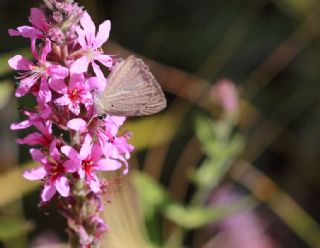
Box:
[95,55,167,116]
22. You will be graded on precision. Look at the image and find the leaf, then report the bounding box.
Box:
[164,197,255,229]
[132,171,170,220]
[193,114,245,189]
[0,217,33,241]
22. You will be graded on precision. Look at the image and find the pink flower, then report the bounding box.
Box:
[10,107,51,131]
[23,141,77,202]
[8,39,68,99]
[67,116,134,174]
[52,73,92,115]
[9,8,50,57]
[16,120,53,148]
[62,135,122,193]
[70,12,113,81]
[210,79,239,113]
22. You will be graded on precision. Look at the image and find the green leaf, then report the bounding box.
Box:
[192,131,245,189]
[0,217,33,241]
[132,171,170,220]
[164,197,255,229]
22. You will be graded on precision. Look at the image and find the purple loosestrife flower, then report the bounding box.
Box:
[8,39,68,100]
[70,12,113,80]
[23,140,78,202]
[51,73,92,115]
[9,1,133,246]
[62,134,122,193]
[9,8,50,57]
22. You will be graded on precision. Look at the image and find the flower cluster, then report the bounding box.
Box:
[9,0,133,246]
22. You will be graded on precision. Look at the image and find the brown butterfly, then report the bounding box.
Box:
[94,55,167,116]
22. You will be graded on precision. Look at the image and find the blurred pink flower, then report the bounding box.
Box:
[210,79,239,113]
[209,187,278,248]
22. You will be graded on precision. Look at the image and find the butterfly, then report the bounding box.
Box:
[94,55,167,116]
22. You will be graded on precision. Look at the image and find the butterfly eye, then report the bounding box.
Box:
[98,114,107,120]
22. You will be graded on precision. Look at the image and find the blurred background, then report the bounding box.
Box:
[0,0,320,247]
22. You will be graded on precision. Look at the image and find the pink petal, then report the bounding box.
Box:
[61,145,80,160]
[30,8,49,32]
[8,55,33,71]
[94,54,113,69]
[40,39,51,62]
[87,76,106,92]
[70,73,85,85]
[78,167,85,179]
[55,176,70,197]
[41,183,56,202]
[16,132,46,146]
[49,140,60,161]
[34,120,52,137]
[67,118,87,132]
[10,120,32,130]
[47,65,69,79]
[30,148,45,163]
[38,77,52,104]
[80,12,96,46]
[120,157,129,175]
[79,134,92,160]
[91,62,106,83]
[8,26,42,39]
[81,91,93,104]
[96,158,121,171]
[90,144,103,162]
[70,56,90,74]
[23,166,46,180]
[88,174,100,193]
[69,103,81,116]
[55,94,70,106]
[114,136,134,155]
[76,26,87,49]
[63,159,80,173]
[49,79,67,93]
[93,20,111,49]
[15,77,37,97]
[105,116,126,135]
